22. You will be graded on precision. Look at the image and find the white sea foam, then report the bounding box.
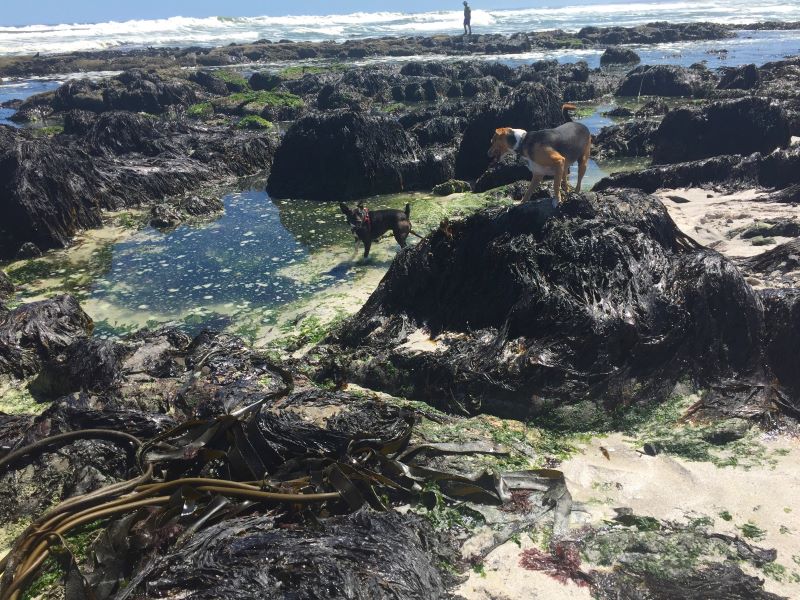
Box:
[0,0,798,56]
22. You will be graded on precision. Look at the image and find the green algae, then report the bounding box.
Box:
[0,382,45,415]
[236,115,274,130]
[187,101,214,118]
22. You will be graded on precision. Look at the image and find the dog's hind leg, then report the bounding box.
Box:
[561,166,573,195]
[576,137,591,192]
[523,174,543,202]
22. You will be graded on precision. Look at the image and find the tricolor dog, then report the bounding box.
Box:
[339,202,413,259]
[487,103,592,207]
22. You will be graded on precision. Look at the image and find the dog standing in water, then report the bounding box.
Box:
[487,103,592,207]
[339,202,414,259]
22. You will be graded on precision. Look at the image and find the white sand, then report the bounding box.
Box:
[657,187,798,259]
[562,433,800,598]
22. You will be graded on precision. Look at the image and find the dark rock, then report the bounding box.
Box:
[318,191,768,420]
[29,338,127,399]
[0,270,13,302]
[149,204,183,229]
[52,80,105,113]
[759,289,800,399]
[462,76,499,98]
[473,153,532,192]
[635,99,669,117]
[85,111,168,157]
[134,505,457,600]
[563,82,598,102]
[409,115,465,148]
[317,84,368,111]
[717,63,761,90]
[432,179,472,195]
[103,70,199,114]
[652,97,791,164]
[62,109,98,135]
[0,117,277,259]
[603,107,634,118]
[740,219,800,240]
[0,295,93,378]
[189,70,229,95]
[249,71,282,91]
[593,120,659,160]
[600,46,641,66]
[594,146,800,194]
[770,182,800,203]
[616,64,717,97]
[404,82,424,102]
[745,239,800,274]
[267,112,426,201]
[15,242,42,259]
[150,195,224,229]
[455,82,563,180]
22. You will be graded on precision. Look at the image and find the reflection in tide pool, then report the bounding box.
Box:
[88,191,366,337]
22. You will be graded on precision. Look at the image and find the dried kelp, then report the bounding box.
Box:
[0,369,569,600]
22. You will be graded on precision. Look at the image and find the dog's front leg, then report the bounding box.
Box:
[523,174,543,202]
[363,238,372,259]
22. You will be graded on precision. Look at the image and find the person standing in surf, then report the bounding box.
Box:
[463,1,472,35]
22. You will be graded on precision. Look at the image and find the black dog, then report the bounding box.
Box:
[339,202,413,258]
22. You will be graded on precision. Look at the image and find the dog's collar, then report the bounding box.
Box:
[361,207,371,228]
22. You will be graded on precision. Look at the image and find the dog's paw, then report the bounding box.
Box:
[551,197,559,209]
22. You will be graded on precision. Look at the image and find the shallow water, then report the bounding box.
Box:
[0,79,59,126]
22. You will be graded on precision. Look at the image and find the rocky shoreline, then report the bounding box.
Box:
[0,21,765,78]
[1,19,800,600]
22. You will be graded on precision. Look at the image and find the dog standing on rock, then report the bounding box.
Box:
[487,103,592,207]
[339,202,416,259]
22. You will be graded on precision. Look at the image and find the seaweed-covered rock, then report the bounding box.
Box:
[249,70,282,91]
[432,179,472,195]
[616,64,716,97]
[0,127,105,257]
[592,120,659,160]
[717,63,761,90]
[29,337,127,399]
[267,112,429,201]
[150,195,224,229]
[473,153,532,192]
[15,242,42,259]
[652,97,790,165]
[455,82,563,180]
[0,295,93,378]
[0,270,13,302]
[137,511,456,600]
[188,70,230,95]
[594,146,800,195]
[409,115,466,148]
[759,289,800,400]
[318,191,770,421]
[600,46,641,66]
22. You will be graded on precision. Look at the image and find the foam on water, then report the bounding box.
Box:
[0,0,799,56]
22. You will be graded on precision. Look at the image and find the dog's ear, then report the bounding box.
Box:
[339,202,351,215]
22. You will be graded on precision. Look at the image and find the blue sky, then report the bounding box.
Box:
[2,1,616,26]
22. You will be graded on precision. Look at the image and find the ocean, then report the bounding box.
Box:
[0,0,799,56]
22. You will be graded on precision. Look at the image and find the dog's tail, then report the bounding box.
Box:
[404,203,411,218]
[562,103,577,122]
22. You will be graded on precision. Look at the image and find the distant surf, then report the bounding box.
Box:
[1,0,799,56]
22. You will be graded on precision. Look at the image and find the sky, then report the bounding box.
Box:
[2,0,620,27]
